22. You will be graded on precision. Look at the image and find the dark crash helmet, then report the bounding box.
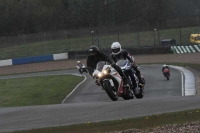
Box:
[88,45,99,56]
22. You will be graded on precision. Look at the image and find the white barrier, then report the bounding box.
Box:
[0,53,69,67]
[53,53,68,60]
[0,59,12,66]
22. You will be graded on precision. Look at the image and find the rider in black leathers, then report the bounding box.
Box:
[87,45,129,88]
[109,42,145,90]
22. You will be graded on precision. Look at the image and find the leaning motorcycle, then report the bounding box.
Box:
[76,61,134,101]
[116,60,144,99]
[163,68,170,80]
[76,63,88,74]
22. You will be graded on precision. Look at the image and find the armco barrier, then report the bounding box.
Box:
[171,44,200,54]
[0,53,68,67]
[0,46,172,66]
[0,59,12,66]
[12,55,53,65]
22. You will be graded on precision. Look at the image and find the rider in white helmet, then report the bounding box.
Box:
[77,61,83,67]
[87,45,130,88]
[109,42,145,86]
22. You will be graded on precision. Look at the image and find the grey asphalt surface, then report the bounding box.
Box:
[64,65,182,103]
[0,65,199,133]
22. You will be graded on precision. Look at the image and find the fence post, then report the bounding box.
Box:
[138,31,140,46]
[153,28,156,46]
[158,28,160,45]
[91,31,94,45]
[118,32,119,42]
[179,26,182,45]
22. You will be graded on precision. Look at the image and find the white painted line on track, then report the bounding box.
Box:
[170,66,185,96]
[61,74,87,104]
[169,65,196,96]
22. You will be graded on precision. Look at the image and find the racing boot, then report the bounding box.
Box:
[129,83,134,91]
[122,77,130,90]
[136,73,145,87]
[139,78,144,87]
[95,80,100,86]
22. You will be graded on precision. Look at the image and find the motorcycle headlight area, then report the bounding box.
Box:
[97,70,109,78]
[103,70,108,74]
[98,72,103,77]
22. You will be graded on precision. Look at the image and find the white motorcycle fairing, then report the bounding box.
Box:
[92,61,134,101]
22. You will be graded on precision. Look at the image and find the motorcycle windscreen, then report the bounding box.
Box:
[116,60,131,68]
[96,61,107,71]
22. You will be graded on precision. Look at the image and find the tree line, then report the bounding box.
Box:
[0,0,200,35]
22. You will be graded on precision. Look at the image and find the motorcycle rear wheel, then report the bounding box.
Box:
[122,88,134,100]
[135,86,144,99]
[103,80,118,101]
[167,76,169,80]
[78,69,83,74]
[135,77,145,99]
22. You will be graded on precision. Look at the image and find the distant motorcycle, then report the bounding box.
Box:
[116,60,144,99]
[76,62,88,74]
[163,68,170,80]
[76,61,134,101]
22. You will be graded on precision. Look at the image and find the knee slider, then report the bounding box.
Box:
[136,66,140,71]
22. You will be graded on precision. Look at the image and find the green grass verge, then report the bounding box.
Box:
[0,75,84,107]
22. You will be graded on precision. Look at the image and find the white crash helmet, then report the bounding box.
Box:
[77,61,80,64]
[111,42,122,55]
[163,64,166,67]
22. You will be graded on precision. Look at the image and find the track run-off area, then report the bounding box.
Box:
[0,63,200,132]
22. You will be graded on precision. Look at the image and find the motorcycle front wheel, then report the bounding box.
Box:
[103,80,118,101]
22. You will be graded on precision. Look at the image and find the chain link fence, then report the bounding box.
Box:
[0,16,200,60]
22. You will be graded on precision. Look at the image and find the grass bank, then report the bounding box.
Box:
[0,75,84,107]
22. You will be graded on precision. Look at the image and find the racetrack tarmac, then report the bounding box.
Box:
[0,64,199,132]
